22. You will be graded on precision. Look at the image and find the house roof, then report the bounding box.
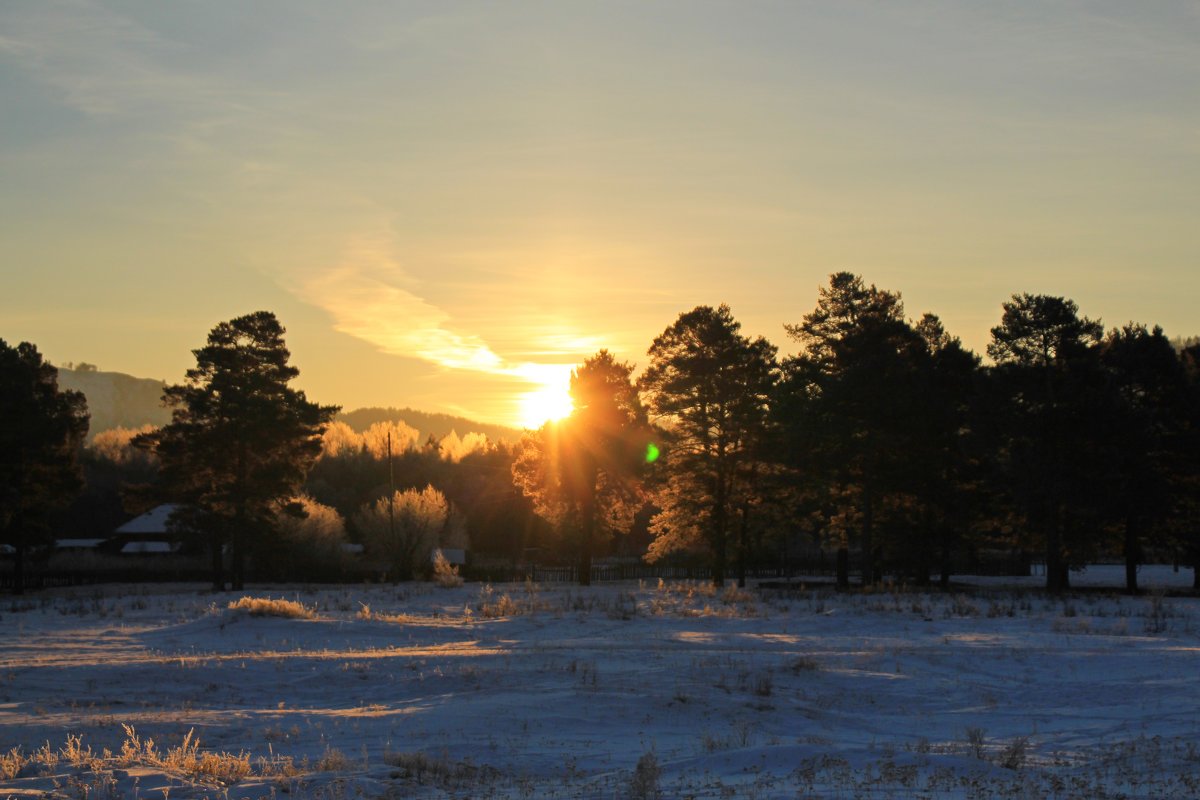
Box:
[114,504,181,535]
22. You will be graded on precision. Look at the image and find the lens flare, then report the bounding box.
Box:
[645,442,660,464]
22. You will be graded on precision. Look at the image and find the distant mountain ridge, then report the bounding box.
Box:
[56,366,170,438]
[54,366,520,444]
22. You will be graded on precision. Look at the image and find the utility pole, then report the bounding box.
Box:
[388,430,395,577]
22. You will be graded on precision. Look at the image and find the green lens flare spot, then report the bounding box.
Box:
[645,442,660,464]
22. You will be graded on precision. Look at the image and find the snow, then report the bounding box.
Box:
[1,566,1199,799]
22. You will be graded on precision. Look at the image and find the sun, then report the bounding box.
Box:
[517,368,575,429]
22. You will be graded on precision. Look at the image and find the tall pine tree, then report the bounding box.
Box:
[639,305,777,586]
[137,312,337,590]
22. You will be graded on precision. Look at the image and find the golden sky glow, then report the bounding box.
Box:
[2,2,1198,427]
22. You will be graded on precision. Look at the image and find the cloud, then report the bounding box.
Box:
[297,237,576,391]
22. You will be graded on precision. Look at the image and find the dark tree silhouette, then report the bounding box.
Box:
[1097,324,1189,594]
[0,340,89,594]
[780,273,925,587]
[908,314,983,586]
[137,312,337,591]
[987,294,1104,592]
[512,350,647,585]
[639,305,778,586]
[1178,344,1200,587]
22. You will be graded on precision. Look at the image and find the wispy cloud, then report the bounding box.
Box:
[297,236,578,391]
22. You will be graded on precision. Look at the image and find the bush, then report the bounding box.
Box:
[265,495,350,581]
[432,549,463,588]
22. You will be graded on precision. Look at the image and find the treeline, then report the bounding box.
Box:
[513,273,1200,594]
[5,275,1199,594]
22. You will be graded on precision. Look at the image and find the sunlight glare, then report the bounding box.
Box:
[517,365,575,429]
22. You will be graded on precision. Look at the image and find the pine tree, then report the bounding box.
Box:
[780,274,925,587]
[0,340,90,594]
[987,294,1104,592]
[137,312,337,590]
[639,306,777,586]
[512,350,648,585]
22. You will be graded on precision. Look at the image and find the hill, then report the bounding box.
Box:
[53,366,520,444]
[56,365,169,438]
[337,407,521,444]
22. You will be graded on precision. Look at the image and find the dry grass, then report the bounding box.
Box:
[355,603,423,624]
[383,749,491,787]
[227,596,316,619]
[120,725,253,783]
[1,727,256,787]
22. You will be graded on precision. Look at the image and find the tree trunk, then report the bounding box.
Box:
[232,440,247,591]
[939,534,951,590]
[13,540,25,596]
[836,546,849,591]
[1124,515,1140,596]
[578,463,597,587]
[231,524,245,591]
[210,530,225,592]
[711,474,727,588]
[712,543,726,587]
[736,504,749,589]
[861,484,874,587]
[1045,513,1064,593]
[914,506,932,587]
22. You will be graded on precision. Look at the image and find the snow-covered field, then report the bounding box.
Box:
[2,567,1199,799]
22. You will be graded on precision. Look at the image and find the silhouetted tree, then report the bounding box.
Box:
[1097,324,1189,594]
[987,294,1104,592]
[780,274,924,587]
[639,305,778,586]
[0,340,89,593]
[1177,344,1200,587]
[512,351,648,585]
[908,314,983,586]
[137,312,337,590]
[52,426,160,543]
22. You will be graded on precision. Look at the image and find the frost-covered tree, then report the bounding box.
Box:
[269,494,349,580]
[356,485,462,580]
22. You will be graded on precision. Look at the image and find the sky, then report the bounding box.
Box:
[3,1,1198,428]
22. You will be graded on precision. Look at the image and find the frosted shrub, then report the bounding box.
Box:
[476,584,520,618]
[431,549,464,588]
[316,747,352,771]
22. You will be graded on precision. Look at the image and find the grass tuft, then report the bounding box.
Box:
[227,596,315,619]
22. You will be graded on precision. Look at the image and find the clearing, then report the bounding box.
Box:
[2,566,1198,798]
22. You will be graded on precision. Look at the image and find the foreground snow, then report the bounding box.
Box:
[1,567,1198,799]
